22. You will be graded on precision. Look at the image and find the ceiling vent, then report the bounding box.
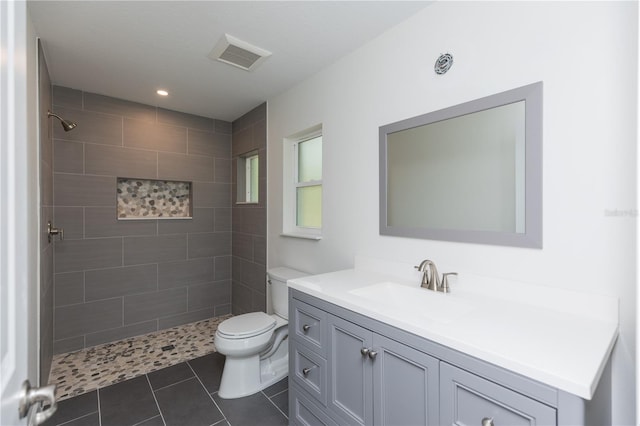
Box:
[208,34,272,72]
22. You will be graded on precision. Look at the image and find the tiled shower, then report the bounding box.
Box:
[39,48,268,385]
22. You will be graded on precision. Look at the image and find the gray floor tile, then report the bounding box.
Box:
[154,377,223,426]
[99,376,159,426]
[263,378,288,397]
[187,352,225,394]
[213,392,288,426]
[58,412,100,426]
[147,362,194,390]
[47,390,98,425]
[270,390,289,418]
[133,415,165,426]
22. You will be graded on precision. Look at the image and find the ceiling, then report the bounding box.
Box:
[28,1,430,122]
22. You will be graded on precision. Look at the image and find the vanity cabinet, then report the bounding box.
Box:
[289,289,569,426]
[290,297,439,426]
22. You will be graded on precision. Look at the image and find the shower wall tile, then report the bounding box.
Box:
[85,264,158,301]
[157,208,214,235]
[85,207,157,238]
[158,152,214,182]
[85,320,158,348]
[54,272,84,307]
[232,233,254,261]
[53,140,84,174]
[53,107,123,146]
[187,280,231,311]
[187,130,232,159]
[192,182,230,208]
[54,174,114,207]
[254,236,266,265]
[214,208,231,232]
[157,108,213,132]
[54,336,85,355]
[214,256,232,281]
[85,144,158,178]
[51,87,233,351]
[123,234,187,266]
[231,103,267,314]
[215,119,233,135]
[231,281,252,315]
[54,238,123,273]
[158,258,215,290]
[53,86,83,109]
[54,207,84,240]
[54,298,123,340]
[41,161,54,207]
[215,304,231,316]
[124,288,187,325]
[188,232,231,259]
[214,158,231,183]
[123,119,187,154]
[158,308,214,330]
[84,93,156,123]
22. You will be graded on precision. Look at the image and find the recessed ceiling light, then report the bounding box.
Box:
[157,89,169,96]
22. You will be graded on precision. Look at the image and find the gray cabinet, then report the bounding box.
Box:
[291,297,439,426]
[440,363,556,426]
[289,290,568,426]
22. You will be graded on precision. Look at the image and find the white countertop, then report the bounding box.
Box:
[287,258,618,400]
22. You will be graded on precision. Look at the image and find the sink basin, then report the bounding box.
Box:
[348,281,474,324]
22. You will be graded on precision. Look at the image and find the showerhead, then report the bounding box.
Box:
[48,111,77,132]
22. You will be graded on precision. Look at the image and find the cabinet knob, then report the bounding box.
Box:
[368,350,378,360]
[481,417,494,426]
[302,324,311,332]
[360,347,370,356]
[302,367,312,377]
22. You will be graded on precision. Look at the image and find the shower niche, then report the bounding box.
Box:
[117,177,192,220]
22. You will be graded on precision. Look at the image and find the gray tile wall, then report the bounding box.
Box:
[52,86,232,354]
[39,42,54,383]
[231,103,267,314]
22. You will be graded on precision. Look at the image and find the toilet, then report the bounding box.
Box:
[215,266,308,399]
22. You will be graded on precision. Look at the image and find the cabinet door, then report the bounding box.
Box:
[327,314,373,426]
[373,334,439,425]
[440,363,556,426]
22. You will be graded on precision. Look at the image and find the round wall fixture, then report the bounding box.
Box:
[434,53,453,75]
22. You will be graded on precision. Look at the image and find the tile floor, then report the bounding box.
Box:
[44,352,289,426]
[49,316,230,401]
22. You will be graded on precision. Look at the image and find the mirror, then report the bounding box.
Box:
[379,82,542,248]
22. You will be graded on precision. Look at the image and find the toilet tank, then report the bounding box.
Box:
[268,267,308,319]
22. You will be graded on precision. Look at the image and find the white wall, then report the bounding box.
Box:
[267,2,637,424]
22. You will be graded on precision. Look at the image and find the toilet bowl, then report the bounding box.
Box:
[215,266,308,399]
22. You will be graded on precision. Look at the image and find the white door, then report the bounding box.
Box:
[0,1,48,425]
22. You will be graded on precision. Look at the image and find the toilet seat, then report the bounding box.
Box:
[216,312,276,339]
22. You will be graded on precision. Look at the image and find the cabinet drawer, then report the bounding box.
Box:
[292,298,327,355]
[290,383,339,426]
[293,344,327,405]
[440,363,556,426]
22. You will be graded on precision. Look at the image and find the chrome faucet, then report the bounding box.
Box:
[414,259,457,293]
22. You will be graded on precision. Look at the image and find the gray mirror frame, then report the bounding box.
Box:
[379,82,543,248]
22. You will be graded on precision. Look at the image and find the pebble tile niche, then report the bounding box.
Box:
[117,178,192,219]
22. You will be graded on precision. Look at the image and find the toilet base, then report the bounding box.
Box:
[218,339,289,399]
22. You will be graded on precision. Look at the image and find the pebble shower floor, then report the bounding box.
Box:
[48,315,231,401]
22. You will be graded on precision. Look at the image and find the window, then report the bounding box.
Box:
[283,126,322,239]
[237,151,259,203]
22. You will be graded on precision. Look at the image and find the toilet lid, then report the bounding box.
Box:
[217,312,276,339]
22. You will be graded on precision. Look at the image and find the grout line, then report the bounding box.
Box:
[56,411,99,426]
[96,388,102,426]
[185,362,229,425]
[145,375,168,426]
[132,415,164,426]
[151,375,197,393]
[262,388,289,420]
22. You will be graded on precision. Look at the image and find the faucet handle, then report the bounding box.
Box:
[440,272,458,293]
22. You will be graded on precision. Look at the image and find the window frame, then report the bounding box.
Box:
[282,126,323,239]
[236,150,259,204]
